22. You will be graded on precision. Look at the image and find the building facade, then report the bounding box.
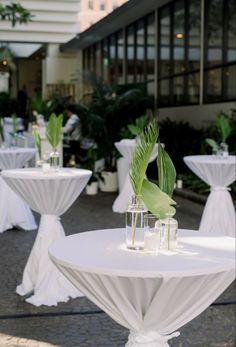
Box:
[62,0,236,127]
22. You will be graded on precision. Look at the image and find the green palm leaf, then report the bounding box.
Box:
[129,121,159,196]
[46,113,63,150]
[33,130,42,160]
[158,142,176,197]
[205,138,219,151]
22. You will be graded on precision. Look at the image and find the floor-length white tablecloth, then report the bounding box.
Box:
[49,228,235,347]
[2,168,91,306]
[113,140,158,213]
[184,155,236,237]
[0,148,37,233]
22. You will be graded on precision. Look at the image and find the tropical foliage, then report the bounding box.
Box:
[33,130,42,160]
[46,113,63,150]
[0,2,33,27]
[130,120,176,219]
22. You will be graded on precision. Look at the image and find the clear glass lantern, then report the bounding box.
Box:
[161,213,178,251]
[126,195,147,250]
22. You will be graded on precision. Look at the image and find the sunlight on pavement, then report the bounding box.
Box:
[0,333,59,347]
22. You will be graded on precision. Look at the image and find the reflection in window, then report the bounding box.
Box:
[206,68,222,102]
[117,31,124,84]
[147,14,155,94]
[158,0,201,106]
[173,0,185,74]
[159,79,170,106]
[225,65,236,100]
[109,35,117,84]
[188,0,201,71]
[102,39,109,83]
[159,7,171,78]
[187,73,200,104]
[173,76,184,105]
[126,25,135,83]
[227,0,236,62]
[136,20,145,82]
[207,0,223,66]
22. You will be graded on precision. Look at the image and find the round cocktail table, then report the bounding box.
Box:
[184,155,236,237]
[0,148,37,233]
[2,168,91,306]
[49,228,235,347]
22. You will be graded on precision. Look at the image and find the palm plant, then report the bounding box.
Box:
[130,120,176,220]
[46,113,63,151]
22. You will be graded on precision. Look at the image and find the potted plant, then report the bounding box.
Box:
[205,113,232,157]
[85,79,153,192]
[79,146,103,195]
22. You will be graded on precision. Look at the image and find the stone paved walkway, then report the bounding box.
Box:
[0,192,235,347]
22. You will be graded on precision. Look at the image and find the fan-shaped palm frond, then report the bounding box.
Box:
[130,121,159,196]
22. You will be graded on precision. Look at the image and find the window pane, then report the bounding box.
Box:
[147,14,155,82]
[159,79,170,106]
[187,73,200,103]
[95,44,102,78]
[136,20,145,82]
[188,0,201,71]
[173,0,185,74]
[109,35,117,84]
[227,0,236,62]
[117,31,124,84]
[159,7,171,77]
[126,25,135,83]
[225,65,236,100]
[173,75,184,104]
[206,68,222,101]
[102,39,109,83]
[207,0,223,66]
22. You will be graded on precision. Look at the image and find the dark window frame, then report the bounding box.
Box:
[204,0,236,103]
[157,0,201,107]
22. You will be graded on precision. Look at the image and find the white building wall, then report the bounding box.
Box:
[0,0,81,43]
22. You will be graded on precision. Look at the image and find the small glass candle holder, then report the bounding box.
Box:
[161,213,178,252]
[42,162,50,174]
[144,214,162,254]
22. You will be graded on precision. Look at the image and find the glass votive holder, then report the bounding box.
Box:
[144,214,162,254]
[42,162,50,174]
[162,214,178,252]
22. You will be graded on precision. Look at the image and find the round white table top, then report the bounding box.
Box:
[1,167,91,180]
[2,168,92,215]
[184,155,236,165]
[49,228,235,278]
[0,148,36,170]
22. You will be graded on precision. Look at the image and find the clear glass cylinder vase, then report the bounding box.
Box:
[50,149,60,171]
[126,195,147,250]
[162,214,178,251]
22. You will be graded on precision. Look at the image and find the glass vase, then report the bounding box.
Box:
[126,195,147,250]
[50,149,60,171]
[162,214,178,251]
[220,142,229,159]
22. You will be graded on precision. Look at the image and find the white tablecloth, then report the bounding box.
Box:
[113,140,158,213]
[49,228,235,347]
[0,148,37,233]
[184,155,236,237]
[2,168,91,306]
